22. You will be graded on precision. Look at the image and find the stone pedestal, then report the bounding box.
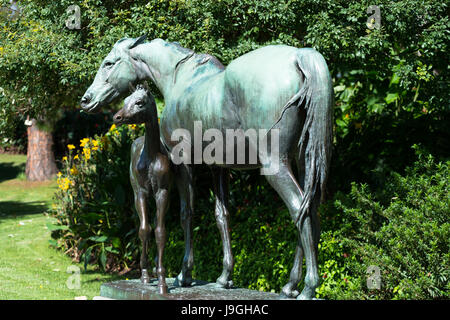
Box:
[100,278,281,300]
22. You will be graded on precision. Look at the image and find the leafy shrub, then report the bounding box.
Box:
[318,148,449,299]
[0,94,27,153]
[52,110,114,160]
[50,123,146,271]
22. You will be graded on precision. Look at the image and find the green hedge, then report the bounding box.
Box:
[318,147,449,299]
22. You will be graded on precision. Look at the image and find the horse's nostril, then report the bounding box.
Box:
[81,95,91,105]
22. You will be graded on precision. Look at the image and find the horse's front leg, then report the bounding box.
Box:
[154,188,169,295]
[174,164,194,287]
[211,167,234,288]
[134,190,152,284]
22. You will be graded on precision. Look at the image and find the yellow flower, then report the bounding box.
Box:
[58,177,72,191]
[70,165,78,176]
[91,139,99,151]
[128,124,137,130]
[74,154,79,160]
[83,148,91,160]
[100,136,109,150]
[57,172,62,178]
[109,124,117,132]
[62,156,68,161]
[67,144,76,150]
[80,138,90,148]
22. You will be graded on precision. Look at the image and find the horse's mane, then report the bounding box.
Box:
[168,41,225,83]
[167,41,195,56]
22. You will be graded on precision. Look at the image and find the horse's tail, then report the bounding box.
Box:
[294,48,334,229]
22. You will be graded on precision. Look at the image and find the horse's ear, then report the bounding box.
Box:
[142,81,150,92]
[129,34,147,49]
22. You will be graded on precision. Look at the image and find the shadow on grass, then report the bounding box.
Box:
[80,269,136,284]
[0,162,26,183]
[0,201,48,221]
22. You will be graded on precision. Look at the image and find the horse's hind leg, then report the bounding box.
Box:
[282,235,304,298]
[294,153,321,300]
[295,152,320,247]
[264,156,320,300]
[211,167,234,289]
[134,190,152,283]
[264,161,305,298]
[297,213,320,300]
[174,164,194,287]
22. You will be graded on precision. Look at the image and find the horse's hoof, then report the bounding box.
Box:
[215,278,233,289]
[279,290,299,299]
[297,287,316,300]
[158,284,168,295]
[280,284,299,299]
[174,272,192,287]
[140,270,150,284]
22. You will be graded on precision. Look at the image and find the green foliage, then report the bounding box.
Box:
[318,147,449,299]
[0,94,27,152]
[52,110,113,159]
[50,124,145,271]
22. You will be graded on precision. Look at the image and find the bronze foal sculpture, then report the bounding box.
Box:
[113,84,171,294]
[81,36,333,299]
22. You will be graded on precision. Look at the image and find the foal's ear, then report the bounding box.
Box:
[142,81,150,92]
[129,34,147,49]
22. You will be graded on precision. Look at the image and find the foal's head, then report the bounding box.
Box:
[113,83,156,125]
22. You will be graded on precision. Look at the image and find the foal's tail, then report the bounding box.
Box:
[294,48,334,229]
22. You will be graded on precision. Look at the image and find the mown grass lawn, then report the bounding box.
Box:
[0,154,125,299]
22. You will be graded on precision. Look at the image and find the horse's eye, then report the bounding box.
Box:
[104,61,114,68]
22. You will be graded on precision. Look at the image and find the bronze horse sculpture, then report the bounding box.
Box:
[81,36,333,300]
[113,83,172,294]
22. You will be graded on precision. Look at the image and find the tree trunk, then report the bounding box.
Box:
[25,118,58,181]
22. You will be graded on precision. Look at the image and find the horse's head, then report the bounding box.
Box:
[80,35,148,113]
[113,83,155,125]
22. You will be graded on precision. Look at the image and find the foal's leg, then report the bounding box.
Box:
[154,188,169,295]
[211,167,234,289]
[134,190,152,283]
[174,164,194,287]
